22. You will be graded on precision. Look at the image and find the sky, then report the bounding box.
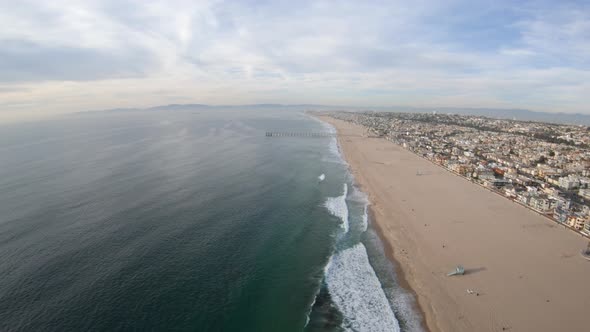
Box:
[0,0,589,121]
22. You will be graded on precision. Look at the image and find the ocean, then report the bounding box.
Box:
[0,109,422,331]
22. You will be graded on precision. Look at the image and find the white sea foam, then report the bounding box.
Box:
[318,173,326,182]
[360,204,369,232]
[309,115,346,165]
[364,229,426,332]
[324,183,349,233]
[305,253,334,328]
[390,291,424,332]
[309,114,408,331]
[350,185,369,203]
[305,285,320,328]
[322,124,343,164]
[326,244,401,332]
[329,137,342,160]
[323,253,333,276]
[349,185,369,232]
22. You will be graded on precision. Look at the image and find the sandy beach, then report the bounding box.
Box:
[320,116,590,332]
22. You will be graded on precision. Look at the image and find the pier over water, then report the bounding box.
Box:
[265,131,337,137]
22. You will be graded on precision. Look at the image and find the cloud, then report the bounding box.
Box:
[0,40,154,82]
[0,0,589,121]
[516,5,590,67]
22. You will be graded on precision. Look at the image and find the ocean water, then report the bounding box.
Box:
[0,109,422,331]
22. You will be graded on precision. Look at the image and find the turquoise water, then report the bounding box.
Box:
[0,109,422,331]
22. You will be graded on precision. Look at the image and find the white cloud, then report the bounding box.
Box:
[0,0,589,122]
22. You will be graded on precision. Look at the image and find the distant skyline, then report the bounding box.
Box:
[1,0,589,122]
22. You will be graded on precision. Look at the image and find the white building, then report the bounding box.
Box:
[529,195,551,213]
[558,175,580,190]
[568,215,587,231]
[579,188,590,200]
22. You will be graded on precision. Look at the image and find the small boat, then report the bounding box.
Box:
[318,174,326,182]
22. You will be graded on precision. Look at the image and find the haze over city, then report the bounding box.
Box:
[1,0,589,122]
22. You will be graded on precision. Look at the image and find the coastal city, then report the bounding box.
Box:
[327,111,590,238]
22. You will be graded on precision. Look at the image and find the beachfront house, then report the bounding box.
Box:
[583,219,590,236]
[529,195,551,213]
[567,214,587,231]
[517,192,532,205]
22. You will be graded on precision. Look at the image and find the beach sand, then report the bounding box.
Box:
[320,116,590,332]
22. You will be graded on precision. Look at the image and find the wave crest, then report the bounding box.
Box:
[326,244,401,332]
[324,183,349,233]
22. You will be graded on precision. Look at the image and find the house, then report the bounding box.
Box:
[517,192,532,205]
[529,195,551,213]
[476,168,496,181]
[568,214,587,231]
[558,175,580,190]
[582,219,590,236]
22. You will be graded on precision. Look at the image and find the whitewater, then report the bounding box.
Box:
[323,183,401,332]
[324,184,349,233]
[320,121,401,332]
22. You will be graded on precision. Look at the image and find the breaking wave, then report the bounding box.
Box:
[310,115,419,332]
[324,184,349,233]
[308,114,345,165]
[350,186,369,232]
[360,205,369,232]
[328,137,342,161]
[325,244,401,332]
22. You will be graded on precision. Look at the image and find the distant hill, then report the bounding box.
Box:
[88,104,590,126]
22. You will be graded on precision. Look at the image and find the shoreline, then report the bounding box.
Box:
[343,147,435,331]
[319,115,590,332]
[318,113,433,331]
[367,206,433,332]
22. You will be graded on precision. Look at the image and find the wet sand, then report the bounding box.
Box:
[321,116,590,332]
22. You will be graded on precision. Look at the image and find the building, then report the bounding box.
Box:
[568,214,587,230]
[529,195,551,213]
[476,168,496,181]
[579,188,590,200]
[558,175,580,190]
[517,192,532,205]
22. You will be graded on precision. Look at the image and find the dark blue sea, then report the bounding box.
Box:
[0,109,422,331]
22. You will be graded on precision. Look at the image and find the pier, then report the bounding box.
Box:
[265,131,337,137]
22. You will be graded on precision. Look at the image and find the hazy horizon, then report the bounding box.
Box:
[1,0,589,122]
